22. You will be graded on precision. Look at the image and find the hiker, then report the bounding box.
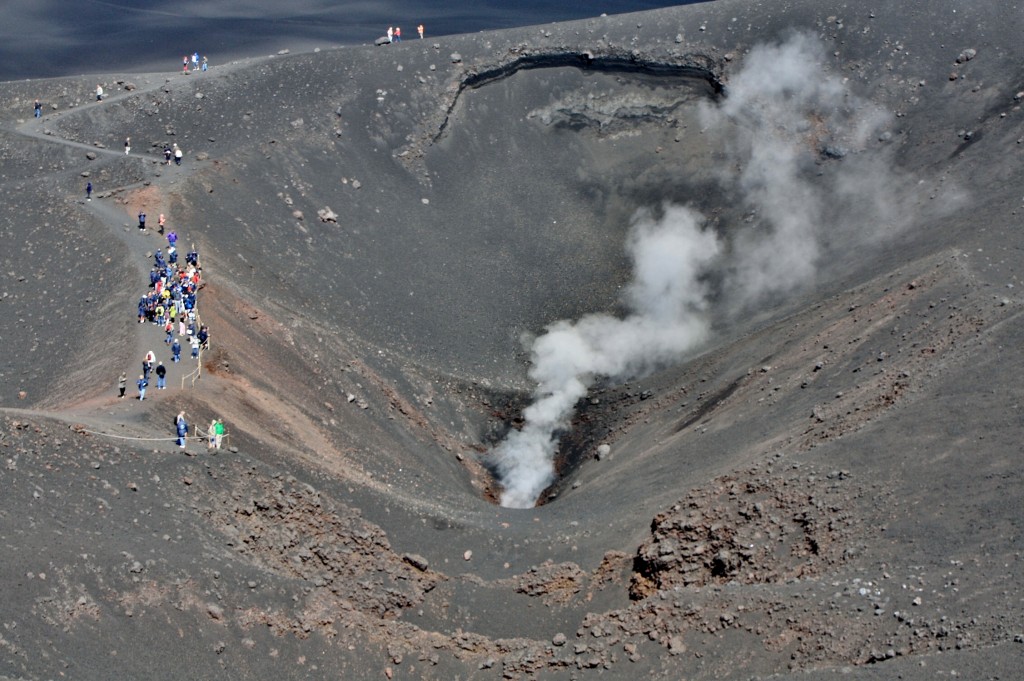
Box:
[163,146,172,164]
[171,338,181,363]
[34,100,41,118]
[201,56,208,72]
[183,56,189,73]
[387,26,393,43]
[173,144,182,166]
[394,26,402,42]
[214,419,225,449]
[124,137,130,155]
[155,362,167,390]
[137,375,148,400]
[86,182,92,201]
[96,84,104,101]
[118,372,127,398]
[167,230,177,248]
[207,419,218,449]
[418,24,424,39]
[175,411,188,448]
[190,334,200,359]
[192,52,199,71]
[138,211,146,231]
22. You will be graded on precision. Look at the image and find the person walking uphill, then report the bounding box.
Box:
[34,99,41,118]
[138,211,146,231]
[86,182,92,201]
[118,371,127,398]
[137,375,148,400]
[155,361,167,389]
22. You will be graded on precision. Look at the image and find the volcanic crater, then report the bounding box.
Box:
[1,1,1022,679]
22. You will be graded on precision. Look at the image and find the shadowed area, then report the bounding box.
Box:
[0,0,1023,678]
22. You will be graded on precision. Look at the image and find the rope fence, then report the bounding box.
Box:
[72,423,231,448]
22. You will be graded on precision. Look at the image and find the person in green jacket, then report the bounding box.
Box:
[214,419,226,449]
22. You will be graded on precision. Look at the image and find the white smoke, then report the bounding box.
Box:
[493,33,904,508]
[493,206,721,508]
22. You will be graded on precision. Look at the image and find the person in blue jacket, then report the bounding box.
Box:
[175,411,188,448]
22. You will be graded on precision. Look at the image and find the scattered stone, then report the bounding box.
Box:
[955,48,977,63]
[402,553,430,572]
[595,443,611,460]
[450,53,462,63]
[207,603,224,620]
[463,550,472,561]
[85,151,97,160]
[317,207,338,223]
[552,633,567,646]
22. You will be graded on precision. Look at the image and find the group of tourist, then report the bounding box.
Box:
[183,52,208,73]
[134,227,208,387]
[384,24,425,43]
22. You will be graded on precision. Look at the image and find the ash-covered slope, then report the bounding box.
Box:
[0,1,1022,679]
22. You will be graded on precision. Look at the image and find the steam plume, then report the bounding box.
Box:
[493,33,903,508]
[494,206,721,508]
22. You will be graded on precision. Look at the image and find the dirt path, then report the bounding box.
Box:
[2,74,223,449]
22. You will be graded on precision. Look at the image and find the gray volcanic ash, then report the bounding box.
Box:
[1,1,1022,679]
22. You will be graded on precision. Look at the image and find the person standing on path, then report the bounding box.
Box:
[214,419,225,449]
[155,362,167,390]
[207,419,218,449]
[201,56,208,72]
[417,24,424,39]
[138,211,146,231]
[175,411,189,449]
[118,372,127,398]
[183,56,189,73]
[158,214,166,235]
[387,26,393,43]
[171,338,181,363]
[86,182,92,201]
[190,334,200,359]
[34,99,41,118]
[96,84,104,101]
[163,146,172,165]
[167,230,177,249]
[173,144,182,166]
[394,26,402,42]
[192,52,199,71]
[137,375,148,400]
[124,137,130,155]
